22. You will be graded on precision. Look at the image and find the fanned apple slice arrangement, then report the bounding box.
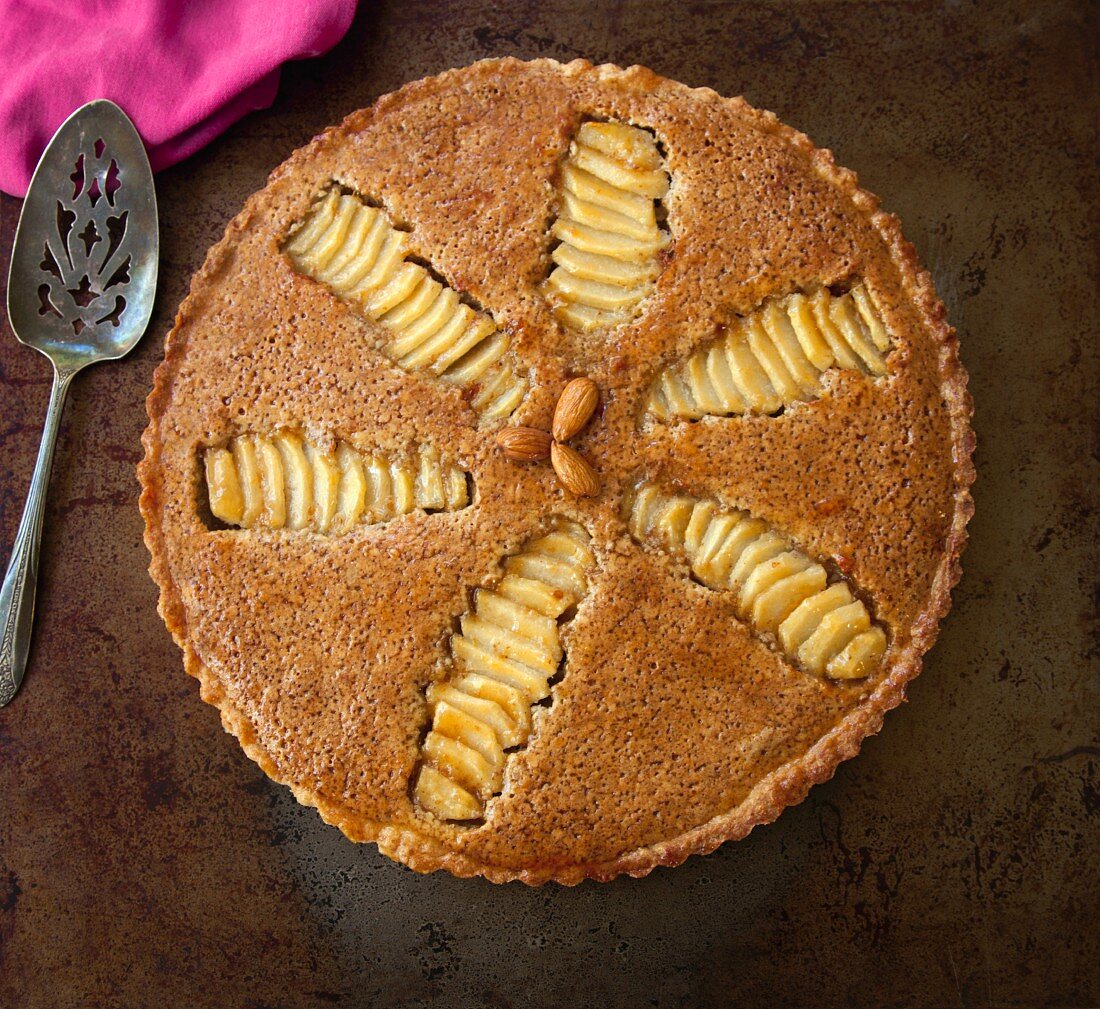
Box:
[414,519,594,821]
[204,434,469,533]
[199,119,897,826]
[286,187,527,423]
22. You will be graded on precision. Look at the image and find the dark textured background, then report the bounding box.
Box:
[1,2,1096,1006]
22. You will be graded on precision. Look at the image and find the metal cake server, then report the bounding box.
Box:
[1,100,158,707]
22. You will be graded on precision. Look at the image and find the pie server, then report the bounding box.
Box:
[1,100,158,707]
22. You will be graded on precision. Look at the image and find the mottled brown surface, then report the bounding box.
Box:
[0,0,1096,1004]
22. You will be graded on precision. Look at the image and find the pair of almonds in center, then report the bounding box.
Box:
[496,378,601,496]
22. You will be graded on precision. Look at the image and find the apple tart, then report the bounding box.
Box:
[140,58,974,884]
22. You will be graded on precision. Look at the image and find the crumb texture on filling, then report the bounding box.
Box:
[413,519,594,822]
[285,187,527,422]
[626,482,887,680]
[203,433,469,533]
[646,282,892,421]
[544,121,670,332]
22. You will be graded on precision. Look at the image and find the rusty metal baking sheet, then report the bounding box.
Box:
[1,2,1096,1006]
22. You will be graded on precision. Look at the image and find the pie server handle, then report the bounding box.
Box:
[0,368,74,707]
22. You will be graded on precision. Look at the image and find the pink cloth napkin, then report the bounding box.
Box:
[0,0,358,196]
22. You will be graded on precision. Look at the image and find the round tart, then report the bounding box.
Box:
[139,58,975,884]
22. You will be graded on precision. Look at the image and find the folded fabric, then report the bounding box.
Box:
[0,0,358,196]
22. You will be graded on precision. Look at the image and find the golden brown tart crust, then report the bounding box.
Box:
[139,58,975,884]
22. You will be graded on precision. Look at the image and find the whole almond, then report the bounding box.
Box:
[552,377,599,442]
[495,426,552,463]
[550,441,600,497]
